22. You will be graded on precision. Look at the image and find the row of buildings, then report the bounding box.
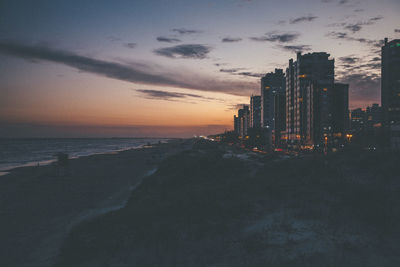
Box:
[234,52,349,150]
[233,38,400,150]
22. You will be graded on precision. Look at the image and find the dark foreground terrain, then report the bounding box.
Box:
[54,140,400,267]
[0,139,193,267]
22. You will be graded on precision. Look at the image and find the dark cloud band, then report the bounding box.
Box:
[289,15,317,24]
[0,41,254,96]
[156,37,181,43]
[250,32,300,43]
[153,44,211,59]
[222,37,242,43]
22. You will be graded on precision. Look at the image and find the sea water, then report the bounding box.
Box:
[0,138,170,174]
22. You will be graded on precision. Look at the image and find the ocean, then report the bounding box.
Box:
[0,138,170,174]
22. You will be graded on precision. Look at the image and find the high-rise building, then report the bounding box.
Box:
[250,95,261,128]
[332,83,349,138]
[365,103,382,129]
[274,88,286,148]
[350,108,366,134]
[349,104,382,134]
[260,69,286,148]
[261,69,285,129]
[285,52,335,146]
[381,38,400,126]
[234,115,240,134]
[237,105,250,137]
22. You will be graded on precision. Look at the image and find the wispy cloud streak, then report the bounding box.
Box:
[136,89,223,102]
[290,15,318,24]
[156,37,181,43]
[0,41,255,96]
[153,44,211,59]
[222,37,242,43]
[250,32,300,43]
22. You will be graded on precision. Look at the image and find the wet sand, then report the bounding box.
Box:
[0,139,193,267]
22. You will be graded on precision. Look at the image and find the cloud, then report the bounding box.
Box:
[156,36,181,43]
[322,0,351,4]
[337,72,380,107]
[354,9,364,12]
[222,37,242,43]
[339,56,359,64]
[277,44,311,53]
[344,24,362,33]
[171,28,202,35]
[219,68,263,78]
[236,72,264,78]
[338,56,381,74]
[0,41,255,96]
[369,16,383,22]
[214,63,227,67]
[153,44,211,59]
[250,32,300,43]
[226,103,248,111]
[330,16,384,33]
[136,89,220,102]
[107,36,121,42]
[359,62,380,70]
[328,31,348,39]
[289,15,318,24]
[220,68,243,73]
[395,29,400,33]
[124,43,137,49]
[335,54,382,107]
[327,31,383,47]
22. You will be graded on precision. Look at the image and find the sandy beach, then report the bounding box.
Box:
[0,139,194,267]
[53,140,400,267]
[2,139,400,267]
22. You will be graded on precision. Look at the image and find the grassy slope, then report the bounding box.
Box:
[55,140,400,267]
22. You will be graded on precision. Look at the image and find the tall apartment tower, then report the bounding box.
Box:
[285,52,335,146]
[250,95,261,128]
[238,105,250,137]
[332,83,349,137]
[261,69,285,129]
[260,69,286,148]
[233,115,240,134]
[381,38,400,126]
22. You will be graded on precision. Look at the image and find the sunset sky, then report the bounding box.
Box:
[1,0,399,137]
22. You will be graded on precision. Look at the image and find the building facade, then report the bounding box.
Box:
[260,69,286,148]
[234,115,240,134]
[250,95,261,128]
[285,52,335,147]
[365,103,382,129]
[381,38,400,127]
[332,83,349,140]
[238,105,250,138]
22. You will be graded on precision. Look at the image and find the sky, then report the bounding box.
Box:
[0,0,399,137]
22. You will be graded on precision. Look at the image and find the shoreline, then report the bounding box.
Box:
[0,138,174,176]
[0,138,193,267]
